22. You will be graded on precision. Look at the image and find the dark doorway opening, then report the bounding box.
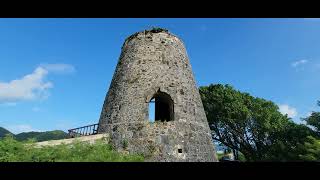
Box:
[148,91,174,122]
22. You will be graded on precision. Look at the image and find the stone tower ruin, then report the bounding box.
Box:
[98,28,217,162]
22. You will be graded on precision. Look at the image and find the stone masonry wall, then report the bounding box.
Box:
[98,29,217,162]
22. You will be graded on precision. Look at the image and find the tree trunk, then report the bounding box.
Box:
[233,149,238,160]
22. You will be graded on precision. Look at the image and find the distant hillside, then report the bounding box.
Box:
[15,130,68,142]
[0,127,13,138]
[0,127,68,142]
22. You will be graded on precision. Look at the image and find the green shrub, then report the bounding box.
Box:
[216,152,224,160]
[0,135,143,162]
[122,139,128,149]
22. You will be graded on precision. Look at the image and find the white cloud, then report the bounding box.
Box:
[55,123,71,131]
[200,25,208,32]
[6,124,40,134]
[278,104,298,118]
[303,18,320,21]
[0,67,53,103]
[32,107,40,112]
[41,63,75,74]
[306,111,312,117]
[291,59,308,68]
[0,63,75,104]
[0,102,17,107]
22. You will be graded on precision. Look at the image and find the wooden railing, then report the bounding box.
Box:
[68,123,99,138]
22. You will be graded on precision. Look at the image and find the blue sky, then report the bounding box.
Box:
[0,18,319,134]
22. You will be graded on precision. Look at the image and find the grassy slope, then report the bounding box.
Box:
[0,136,144,162]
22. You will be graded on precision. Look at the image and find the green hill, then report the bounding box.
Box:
[0,127,13,138]
[0,127,68,142]
[15,130,68,142]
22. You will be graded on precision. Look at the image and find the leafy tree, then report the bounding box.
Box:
[302,101,320,135]
[266,121,316,161]
[298,136,320,161]
[199,84,314,161]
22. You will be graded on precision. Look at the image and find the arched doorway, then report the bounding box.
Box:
[148,91,174,122]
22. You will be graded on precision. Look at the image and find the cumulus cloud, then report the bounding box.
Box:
[41,63,75,74]
[291,59,308,68]
[306,111,312,117]
[200,25,208,32]
[32,107,40,112]
[303,18,320,21]
[55,122,74,132]
[6,124,40,134]
[0,63,74,104]
[278,104,298,118]
[0,102,17,107]
[0,67,53,103]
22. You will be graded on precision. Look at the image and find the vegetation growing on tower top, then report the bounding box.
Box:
[124,27,169,44]
[149,27,168,33]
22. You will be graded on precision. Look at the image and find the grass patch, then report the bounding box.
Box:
[0,135,144,162]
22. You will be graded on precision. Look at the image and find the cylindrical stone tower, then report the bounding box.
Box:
[98,28,217,162]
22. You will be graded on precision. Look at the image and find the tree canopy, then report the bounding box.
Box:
[303,101,320,135]
[199,84,316,161]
